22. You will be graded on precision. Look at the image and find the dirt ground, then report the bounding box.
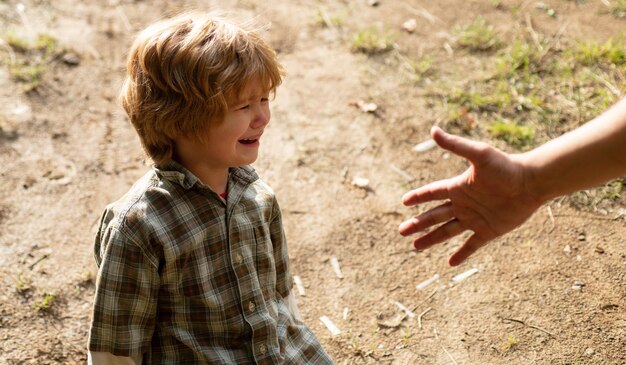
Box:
[1,0,625,364]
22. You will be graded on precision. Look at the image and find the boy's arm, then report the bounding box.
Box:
[89,225,159,359]
[88,351,143,365]
[269,198,293,299]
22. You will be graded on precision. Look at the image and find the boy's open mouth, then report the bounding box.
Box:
[238,138,258,145]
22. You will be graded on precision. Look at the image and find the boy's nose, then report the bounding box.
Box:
[250,106,270,129]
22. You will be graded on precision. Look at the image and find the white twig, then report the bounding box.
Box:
[434,328,458,365]
[589,70,622,97]
[546,206,555,232]
[390,164,414,182]
[293,275,306,296]
[330,256,344,279]
[416,274,440,290]
[393,300,416,318]
[319,316,341,336]
[401,4,445,25]
[116,6,134,32]
[525,13,544,52]
[0,38,16,65]
[418,307,432,329]
[452,268,479,283]
[16,3,35,38]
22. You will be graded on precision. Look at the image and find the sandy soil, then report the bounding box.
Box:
[1,0,625,364]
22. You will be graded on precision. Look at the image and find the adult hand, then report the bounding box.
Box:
[399,126,544,266]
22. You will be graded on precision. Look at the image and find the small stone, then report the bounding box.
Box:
[62,52,81,66]
[577,233,586,241]
[585,347,594,356]
[563,245,571,254]
[402,19,418,33]
[595,246,605,254]
[572,280,585,291]
[368,0,380,6]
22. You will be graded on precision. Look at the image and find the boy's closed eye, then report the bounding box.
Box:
[233,97,270,111]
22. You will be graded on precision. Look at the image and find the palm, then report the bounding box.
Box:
[399,128,543,266]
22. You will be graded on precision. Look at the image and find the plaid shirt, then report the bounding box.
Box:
[88,162,333,364]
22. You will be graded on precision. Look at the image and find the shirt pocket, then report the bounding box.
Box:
[254,226,277,302]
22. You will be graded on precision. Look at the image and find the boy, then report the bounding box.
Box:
[88,12,334,364]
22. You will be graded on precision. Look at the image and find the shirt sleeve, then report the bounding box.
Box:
[88,224,160,358]
[269,197,293,299]
[88,351,143,365]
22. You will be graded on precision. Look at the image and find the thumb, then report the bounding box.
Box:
[431,126,486,163]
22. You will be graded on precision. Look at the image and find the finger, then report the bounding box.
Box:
[412,219,465,250]
[398,201,454,236]
[431,126,488,164]
[448,233,486,267]
[402,178,454,206]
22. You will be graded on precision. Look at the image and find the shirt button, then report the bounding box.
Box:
[248,301,256,313]
[235,254,243,265]
[259,343,267,355]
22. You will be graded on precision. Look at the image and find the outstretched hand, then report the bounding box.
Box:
[399,126,544,266]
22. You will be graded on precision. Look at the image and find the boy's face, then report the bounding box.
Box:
[202,77,271,169]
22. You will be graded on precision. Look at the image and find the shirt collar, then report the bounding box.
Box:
[153,160,259,190]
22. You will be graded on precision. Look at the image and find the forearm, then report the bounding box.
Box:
[521,97,626,202]
[88,351,142,365]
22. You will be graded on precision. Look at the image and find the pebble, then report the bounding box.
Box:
[62,52,81,66]
[572,280,585,291]
[402,19,417,33]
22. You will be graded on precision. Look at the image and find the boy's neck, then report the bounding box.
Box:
[187,164,229,195]
[172,143,229,195]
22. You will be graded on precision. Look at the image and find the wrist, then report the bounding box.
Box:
[515,150,552,206]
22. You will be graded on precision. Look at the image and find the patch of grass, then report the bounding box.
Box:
[1,32,61,92]
[491,0,503,8]
[536,2,557,17]
[34,292,56,311]
[488,120,535,149]
[16,272,32,294]
[496,40,545,77]
[9,62,43,91]
[500,335,519,351]
[352,28,394,54]
[449,85,513,112]
[313,8,344,28]
[4,31,30,52]
[600,178,626,200]
[34,33,59,53]
[570,38,626,67]
[610,0,626,18]
[396,52,434,83]
[454,17,502,52]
